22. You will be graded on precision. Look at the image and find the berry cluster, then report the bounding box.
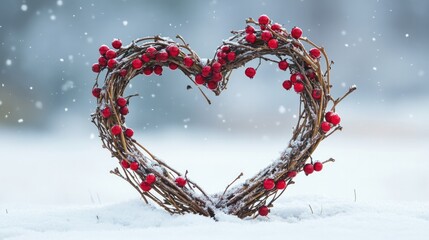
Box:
[258,161,323,216]
[90,14,353,219]
[321,111,341,133]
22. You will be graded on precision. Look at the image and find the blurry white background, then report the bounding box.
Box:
[0,0,428,208]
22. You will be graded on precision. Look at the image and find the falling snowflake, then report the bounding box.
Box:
[21,4,28,12]
[35,101,43,109]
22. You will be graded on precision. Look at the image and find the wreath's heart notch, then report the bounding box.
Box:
[90,15,355,219]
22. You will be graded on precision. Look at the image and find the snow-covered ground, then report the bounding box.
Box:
[1,196,428,240]
[1,113,428,239]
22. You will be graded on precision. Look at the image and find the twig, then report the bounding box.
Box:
[217,172,244,205]
[354,189,357,202]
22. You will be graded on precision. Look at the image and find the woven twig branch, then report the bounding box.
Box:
[90,15,355,219]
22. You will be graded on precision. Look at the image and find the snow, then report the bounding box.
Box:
[1,196,428,240]
[0,106,428,239]
[20,4,28,12]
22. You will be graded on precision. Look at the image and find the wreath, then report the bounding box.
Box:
[90,15,355,219]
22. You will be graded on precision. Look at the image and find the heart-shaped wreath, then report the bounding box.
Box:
[90,15,355,219]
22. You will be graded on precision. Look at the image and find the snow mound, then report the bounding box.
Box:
[1,196,428,240]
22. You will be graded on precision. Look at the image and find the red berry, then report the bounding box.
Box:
[245,33,256,44]
[212,72,223,82]
[112,39,122,49]
[282,80,292,90]
[120,69,127,77]
[263,178,275,190]
[169,62,178,70]
[312,89,321,99]
[111,125,122,135]
[143,66,153,75]
[154,65,163,75]
[184,57,194,68]
[245,25,255,34]
[156,50,169,62]
[202,66,212,77]
[120,159,130,168]
[227,52,236,61]
[141,54,150,63]
[98,56,107,66]
[195,74,205,85]
[125,128,134,138]
[276,179,287,190]
[99,45,109,55]
[306,71,316,79]
[167,45,180,57]
[107,59,117,69]
[218,58,226,65]
[207,81,218,90]
[291,27,303,39]
[175,176,187,187]
[130,162,139,171]
[293,81,305,93]
[287,171,297,178]
[325,111,334,122]
[139,181,151,192]
[212,62,221,72]
[117,97,127,107]
[146,173,156,184]
[245,67,256,78]
[92,63,101,73]
[119,106,129,115]
[321,121,331,133]
[101,107,111,118]
[261,30,273,42]
[303,163,314,175]
[313,162,323,172]
[267,39,278,49]
[278,60,289,71]
[309,48,321,59]
[290,73,305,83]
[217,51,226,59]
[105,49,117,59]
[258,206,270,216]
[271,23,282,31]
[146,47,157,59]
[132,58,143,69]
[221,45,230,52]
[330,113,341,125]
[92,88,101,98]
[258,14,270,25]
